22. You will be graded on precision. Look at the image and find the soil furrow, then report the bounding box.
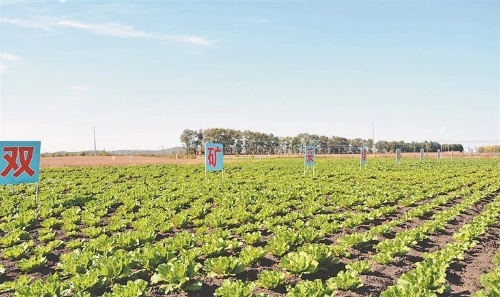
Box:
[323,194,463,245]
[334,193,496,297]
[443,221,500,296]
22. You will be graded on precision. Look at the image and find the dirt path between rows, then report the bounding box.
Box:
[445,223,500,296]
[334,192,497,297]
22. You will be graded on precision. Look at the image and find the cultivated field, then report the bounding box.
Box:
[1,158,499,296]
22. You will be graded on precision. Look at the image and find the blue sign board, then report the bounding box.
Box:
[304,145,315,166]
[205,143,223,172]
[0,141,41,185]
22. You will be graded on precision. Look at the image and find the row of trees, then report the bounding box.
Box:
[478,145,500,153]
[180,128,464,155]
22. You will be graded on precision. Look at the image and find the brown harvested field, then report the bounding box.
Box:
[40,155,203,168]
[40,151,496,168]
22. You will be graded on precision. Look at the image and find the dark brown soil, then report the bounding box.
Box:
[444,224,500,296]
[333,193,498,297]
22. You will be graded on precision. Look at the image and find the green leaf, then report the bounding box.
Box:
[150,259,201,292]
[279,251,319,275]
[239,246,267,266]
[204,256,246,277]
[241,231,261,245]
[346,260,372,275]
[381,284,438,297]
[326,270,362,291]
[110,279,148,297]
[215,279,255,297]
[257,270,286,289]
[287,279,331,297]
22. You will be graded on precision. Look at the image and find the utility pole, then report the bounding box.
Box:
[93,126,97,156]
[371,121,375,154]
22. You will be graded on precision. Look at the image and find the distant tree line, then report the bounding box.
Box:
[478,145,500,153]
[42,150,111,157]
[374,140,463,154]
[180,128,464,155]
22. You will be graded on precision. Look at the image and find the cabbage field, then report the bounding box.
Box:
[0,158,499,297]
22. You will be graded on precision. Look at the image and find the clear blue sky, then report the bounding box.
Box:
[0,0,498,152]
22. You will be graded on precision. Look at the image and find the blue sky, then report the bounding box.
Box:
[0,0,498,152]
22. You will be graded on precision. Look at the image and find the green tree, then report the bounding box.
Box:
[180,129,197,154]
